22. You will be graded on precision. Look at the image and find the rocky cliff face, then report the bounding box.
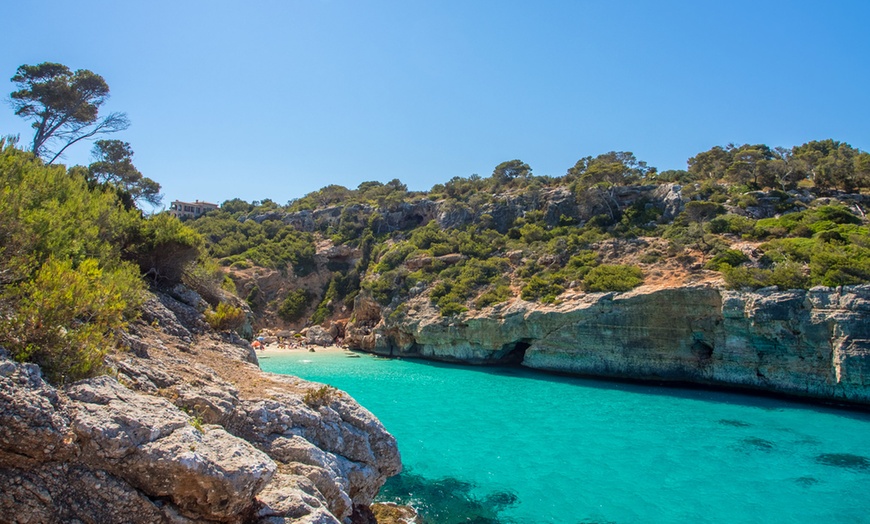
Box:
[347,285,870,405]
[0,290,401,523]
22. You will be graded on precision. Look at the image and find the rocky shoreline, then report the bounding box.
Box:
[2,281,868,522]
[346,284,870,407]
[1,289,401,523]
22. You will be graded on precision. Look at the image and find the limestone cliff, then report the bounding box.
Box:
[347,284,870,405]
[0,289,401,523]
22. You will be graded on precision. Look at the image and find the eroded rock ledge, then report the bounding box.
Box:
[347,285,870,405]
[0,290,401,523]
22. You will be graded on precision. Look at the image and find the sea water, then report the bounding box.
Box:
[260,350,870,523]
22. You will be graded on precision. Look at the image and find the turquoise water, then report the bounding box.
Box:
[260,350,870,523]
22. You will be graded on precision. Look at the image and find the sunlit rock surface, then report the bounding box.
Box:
[348,285,870,405]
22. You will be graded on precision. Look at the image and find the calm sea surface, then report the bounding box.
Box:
[260,350,870,523]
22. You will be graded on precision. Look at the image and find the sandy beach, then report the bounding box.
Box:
[257,344,349,356]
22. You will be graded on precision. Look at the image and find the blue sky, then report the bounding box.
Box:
[2,1,868,208]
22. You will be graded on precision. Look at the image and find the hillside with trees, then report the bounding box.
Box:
[185,140,870,332]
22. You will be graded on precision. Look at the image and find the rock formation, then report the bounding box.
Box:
[347,284,870,406]
[0,290,401,523]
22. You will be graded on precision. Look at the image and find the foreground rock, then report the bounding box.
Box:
[0,290,401,523]
[347,284,870,405]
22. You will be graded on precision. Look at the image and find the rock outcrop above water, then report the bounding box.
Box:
[0,291,401,523]
[347,285,870,405]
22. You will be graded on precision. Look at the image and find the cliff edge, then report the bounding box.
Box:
[0,289,401,523]
[347,284,870,405]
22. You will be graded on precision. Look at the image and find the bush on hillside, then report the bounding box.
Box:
[0,257,144,384]
[722,261,808,290]
[705,249,749,271]
[278,289,312,322]
[583,264,644,292]
[127,213,204,284]
[204,301,247,331]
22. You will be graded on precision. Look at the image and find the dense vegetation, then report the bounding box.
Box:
[0,140,220,383]
[188,140,869,323]
[2,125,869,381]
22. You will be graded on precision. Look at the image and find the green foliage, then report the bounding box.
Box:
[809,245,870,287]
[475,285,512,309]
[583,264,644,292]
[793,139,870,192]
[363,268,410,307]
[567,151,654,187]
[88,139,162,207]
[1,257,144,384]
[374,242,417,272]
[491,159,532,187]
[182,256,230,306]
[684,201,726,222]
[751,205,861,240]
[204,302,247,331]
[303,385,339,407]
[190,207,316,274]
[722,261,809,290]
[705,249,749,271]
[10,62,130,163]
[0,142,156,384]
[311,277,340,325]
[128,213,204,284]
[278,289,311,322]
[0,143,141,272]
[189,415,205,433]
[521,274,565,303]
[707,214,755,236]
[430,258,510,315]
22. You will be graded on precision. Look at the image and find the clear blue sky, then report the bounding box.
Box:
[2,0,868,208]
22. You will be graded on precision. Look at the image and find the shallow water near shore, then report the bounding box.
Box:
[260,350,870,523]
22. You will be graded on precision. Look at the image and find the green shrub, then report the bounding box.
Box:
[278,289,311,322]
[723,261,808,290]
[760,238,815,263]
[1,257,144,384]
[707,214,755,236]
[640,251,662,264]
[430,258,510,313]
[521,274,564,302]
[204,302,247,331]
[583,264,644,292]
[437,300,468,317]
[705,249,749,271]
[722,265,771,289]
[809,246,870,287]
[373,242,416,272]
[182,257,230,306]
[129,213,204,284]
[364,269,408,306]
[685,201,726,222]
[311,277,341,325]
[475,284,512,309]
[303,385,339,406]
[735,194,759,209]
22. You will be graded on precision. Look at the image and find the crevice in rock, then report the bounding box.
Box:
[691,339,714,361]
[496,339,532,365]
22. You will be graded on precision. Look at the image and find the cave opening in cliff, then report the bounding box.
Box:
[498,339,531,365]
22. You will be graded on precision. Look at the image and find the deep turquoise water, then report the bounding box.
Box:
[260,350,870,523]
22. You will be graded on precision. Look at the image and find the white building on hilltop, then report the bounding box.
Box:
[169,200,219,219]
